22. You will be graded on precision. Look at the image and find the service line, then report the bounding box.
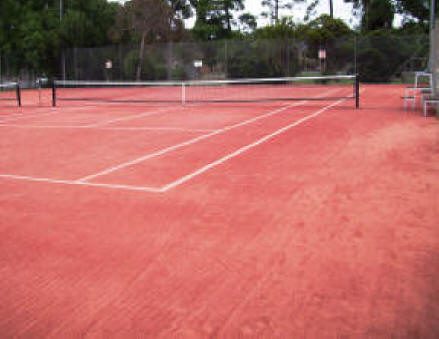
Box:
[160,98,346,191]
[77,101,308,182]
[0,97,347,193]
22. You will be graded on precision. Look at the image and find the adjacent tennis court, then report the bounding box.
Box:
[0,81,438,336]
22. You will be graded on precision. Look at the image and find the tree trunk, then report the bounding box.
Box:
[275,0,279,22]
[329,0,333,18]
[225,3,231,31]
[136,30,147,81]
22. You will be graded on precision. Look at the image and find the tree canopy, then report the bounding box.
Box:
[0,0,433,78]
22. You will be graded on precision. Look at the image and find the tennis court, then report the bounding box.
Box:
[0,82,438,336]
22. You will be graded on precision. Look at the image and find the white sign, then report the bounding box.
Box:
[105,60,113,69]
[194,60,203,68]
[318,49,326,59]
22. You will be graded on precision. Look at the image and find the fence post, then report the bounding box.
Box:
[286,39,290,77]
[224,40,228,78]
[182,83,186,105]
[354,35,357,76]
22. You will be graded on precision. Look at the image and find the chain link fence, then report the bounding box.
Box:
[1,34,430,85]
[0,50,40,88]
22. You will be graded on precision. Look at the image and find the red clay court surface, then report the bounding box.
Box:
[0,85,438,337]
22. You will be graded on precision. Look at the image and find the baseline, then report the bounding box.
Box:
[0,124,215,133]
[0,174,163,193]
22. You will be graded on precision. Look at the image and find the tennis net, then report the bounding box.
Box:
[52,75,359,107]
[0,82,21,107]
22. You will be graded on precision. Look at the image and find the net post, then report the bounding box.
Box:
[52,79,57,107]
[355,74,360,108]
[16,82,21,107]
[182,83,186,105]
[37,78,41,106]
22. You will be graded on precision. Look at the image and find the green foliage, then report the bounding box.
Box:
[361,0,395,31]
[238,13,257,32]
[261,0,293,23]
[0,0,432,82]
[0,0,119,77]
[253,18,297,39]
[227,39,299,78]
[123,47,168,80]
[395,0,432,22]
[191,0,245,40]
[356,30,428,82]
[357,47,388,82]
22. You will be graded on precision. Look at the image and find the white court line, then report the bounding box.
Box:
[105,126,216,132]
[0,124,215,133]
[77,87,343,182]
[77,101,308,182]
[161,98,346,191]
[0,109,60,123]
[0,104,101,123]
[0,104,178,127]
[0,174,163,193]
[0,97,347,193]
[84,106,179,127]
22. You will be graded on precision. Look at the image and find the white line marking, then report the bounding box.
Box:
[0,109,59,123]
[105,126,216,132]
[0,174,163,193]
[77,101,307,182]
[0,104,101,123]
[84,106,179,127]
[0,124,215,133]
[160,99,346,191]
[0,124,88,129]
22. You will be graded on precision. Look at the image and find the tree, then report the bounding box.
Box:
[261,0,292,23]
[362,0,395,31]
[117,0,183,79]
[343,0,396,30]
[168,0,193,20]
[395,0,431,22]
[60,0,119,47]
[238,13,257,32]
[302,0,334,19]
[0,0,120,77]
[296,14,353,74]
[223,0,245,32]
[191,0,245,40]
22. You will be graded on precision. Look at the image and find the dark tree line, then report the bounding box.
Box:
[0,0,435,78]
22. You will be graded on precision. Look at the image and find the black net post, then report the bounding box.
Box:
[16,82,21,107]
[355,74,360,108]
[52,79,56,107]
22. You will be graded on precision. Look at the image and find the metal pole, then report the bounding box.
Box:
[182,83,186,105]
[224,40,228,77]
[16,83,21,107]
[60,0,66,80]
[430,0,436,91]
[355,74,360,109]
[52,80,57,107]
[38,78,41,106]
[354,35,357,75]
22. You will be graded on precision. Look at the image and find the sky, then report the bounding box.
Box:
[107,0,362,28]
